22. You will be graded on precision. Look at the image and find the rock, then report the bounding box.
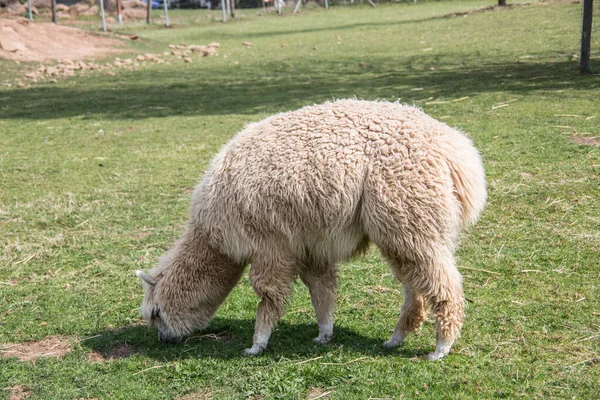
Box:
[184,57,192,63]
[242,41,252,46]
[188,45,207,53]
[136,54,145,61]
[204,47,217,56]
[121,0,146,8]
[207,42,220,48]
[55,3,69,11]
[122,8,145,18]
[30,0,50,8]
[80,4,98,15]
[0,0,19,7]
[0,38,26,52]
[31,6,39,15]
[7,2,26,15]
[69,2,89,16]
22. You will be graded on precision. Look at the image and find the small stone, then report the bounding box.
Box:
[184,57,192,63]
[242,41,252,46]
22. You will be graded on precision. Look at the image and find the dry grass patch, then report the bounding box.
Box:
[307,387,334,399]
[572,136,600,148]
[0,335,71,361]
[5,385,32,400]
[88,344,138,362]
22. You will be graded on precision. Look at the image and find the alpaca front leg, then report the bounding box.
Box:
[243,296,281,355]
[244,256,295,356]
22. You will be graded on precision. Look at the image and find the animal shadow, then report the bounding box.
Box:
[79,318,424,361]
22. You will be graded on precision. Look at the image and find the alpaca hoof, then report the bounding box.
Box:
[382,339,401,349]
[242,344,264,356]
[424,351,446,361]
[313,334,332,344]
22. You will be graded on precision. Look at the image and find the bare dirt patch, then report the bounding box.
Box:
[88,344,138,362]
[572,136,600,148]
[0,18,123,61]
[177,393,214,400]
[5,385,32,400]
[0,335,71,361]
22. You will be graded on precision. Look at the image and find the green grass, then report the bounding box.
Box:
[1,1,599,398]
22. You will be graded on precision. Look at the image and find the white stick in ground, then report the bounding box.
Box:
[98,0,107,32]
[163,0,169,27]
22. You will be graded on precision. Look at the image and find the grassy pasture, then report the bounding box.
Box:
[1,1,599,398]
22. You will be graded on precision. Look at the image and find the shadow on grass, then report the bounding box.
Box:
[1,56,596,122]
[80,318,425,361]
[213,4,525,40]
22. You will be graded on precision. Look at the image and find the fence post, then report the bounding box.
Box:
[580,0,594,74]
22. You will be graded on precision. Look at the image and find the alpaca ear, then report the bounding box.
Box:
[136,270,156,286]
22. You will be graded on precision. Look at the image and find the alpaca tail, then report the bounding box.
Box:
[437,130,487,227]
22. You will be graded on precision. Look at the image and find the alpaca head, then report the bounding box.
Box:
[136,246,243,344]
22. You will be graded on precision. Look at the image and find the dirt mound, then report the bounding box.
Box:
[0,335,71,361]
[0,18,123,61]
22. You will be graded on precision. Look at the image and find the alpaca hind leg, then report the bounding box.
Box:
[383,283,428,348]
[412,255,464,361]
[300,265,337,344]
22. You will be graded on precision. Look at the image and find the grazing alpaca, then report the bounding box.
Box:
[136,99,486,360]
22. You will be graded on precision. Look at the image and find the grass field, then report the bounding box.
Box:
[1,1,599,398]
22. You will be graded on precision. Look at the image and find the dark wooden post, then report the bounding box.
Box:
[116,0,123,23]
[146,0,151,23]
[580,0,594,74]
[51,0,57,23]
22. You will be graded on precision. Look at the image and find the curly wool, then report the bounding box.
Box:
[140,99,486,358]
